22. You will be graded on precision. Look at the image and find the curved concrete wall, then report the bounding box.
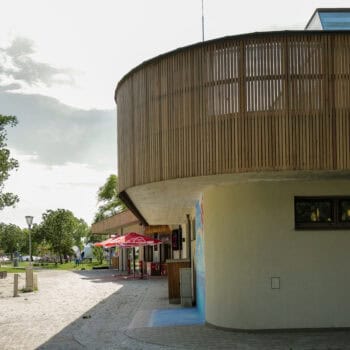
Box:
[204,180,350,329]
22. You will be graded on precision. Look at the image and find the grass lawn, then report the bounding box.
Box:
[0,260,109,273]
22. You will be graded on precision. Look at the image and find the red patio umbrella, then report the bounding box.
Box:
[94,236,118,247]
[104,232,161,248]
[105,232,161,277]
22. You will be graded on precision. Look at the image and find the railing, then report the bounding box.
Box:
[116,31,350,192]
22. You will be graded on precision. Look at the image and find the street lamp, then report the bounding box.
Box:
[25,216,34,265]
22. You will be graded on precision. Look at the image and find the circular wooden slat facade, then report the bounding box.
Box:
[116,31,350,192]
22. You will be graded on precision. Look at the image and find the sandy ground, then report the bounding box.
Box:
[0,269,170,350]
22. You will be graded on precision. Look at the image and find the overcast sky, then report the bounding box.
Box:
[0,0,349,228]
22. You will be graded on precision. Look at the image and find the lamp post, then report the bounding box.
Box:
[25,216,34,265]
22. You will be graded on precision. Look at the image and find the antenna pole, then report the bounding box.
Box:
[202,0,205,41]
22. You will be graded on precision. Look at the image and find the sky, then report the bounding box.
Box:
[0,0,349,228]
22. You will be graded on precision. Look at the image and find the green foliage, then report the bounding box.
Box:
[71,218,90,249]
[0,259,108,273]
[97,174,118,202]
[0,114,19,210]
[15,224,51,258]
[93,246,104,265]
[0,223,24,258]
[20,225,40,257]
[94,174,126,223]
[86,231,107,244]
[0,266,26,273]
[0,208,89,263]
[37,209,85,263]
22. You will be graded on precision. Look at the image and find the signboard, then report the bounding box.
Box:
[172,229,179,250]
[171,227,182,250]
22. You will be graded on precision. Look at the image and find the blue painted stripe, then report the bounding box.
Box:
[149,308,205,327]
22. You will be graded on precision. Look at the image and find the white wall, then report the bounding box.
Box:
[306,12,322,30]
[204,180,350,329]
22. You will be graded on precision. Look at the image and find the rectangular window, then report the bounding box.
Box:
[339,199,350,223]
[295,196,350,230]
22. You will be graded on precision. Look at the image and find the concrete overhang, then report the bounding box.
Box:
[124,170,350,225]
[91,210,140,235]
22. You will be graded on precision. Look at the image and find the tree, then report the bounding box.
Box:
[86,231,107,245]
[92,246,104,265]
[93,174,126,223]
[38,209,78,263]
[71,218,90,250]
[22,224,41,259]
[0,114,19,210]
[0,223,24,259]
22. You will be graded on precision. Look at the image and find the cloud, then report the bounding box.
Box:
[0,37,74,91]
[0,83,22,92]
[4,37,35,57]
[0,36,115,171]
[0,152,111,226]
[0,91,116,169]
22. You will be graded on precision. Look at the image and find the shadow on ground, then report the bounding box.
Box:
[37,270,350,350]
[73,269,165,284]
[38,274,168,350]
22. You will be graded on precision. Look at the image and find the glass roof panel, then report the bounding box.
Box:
[319,11,350,30]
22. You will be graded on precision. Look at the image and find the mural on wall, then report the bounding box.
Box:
[195,194,206,319]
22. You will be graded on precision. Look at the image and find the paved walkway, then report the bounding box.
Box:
[0,269,350,349]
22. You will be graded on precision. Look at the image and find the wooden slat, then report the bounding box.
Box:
[116,32,350,192]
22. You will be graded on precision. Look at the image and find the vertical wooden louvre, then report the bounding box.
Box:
[116,32,350,192]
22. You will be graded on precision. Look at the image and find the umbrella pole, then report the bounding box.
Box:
[133,247,136,278]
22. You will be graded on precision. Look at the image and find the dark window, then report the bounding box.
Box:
[339,199,350,223]
[295,198,333,224]
[172,229,180,250]
[144,246,153,262]
[295,196,350,230]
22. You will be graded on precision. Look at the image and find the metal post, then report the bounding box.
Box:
[29,228,32,265]
[133,247,136,278]
[186,214,192,262]
[202,0,205,41]
[25,216,34,266]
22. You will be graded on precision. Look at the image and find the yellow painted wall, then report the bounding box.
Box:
[204,180,350,329]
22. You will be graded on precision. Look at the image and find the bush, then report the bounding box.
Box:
[92,246,104,265]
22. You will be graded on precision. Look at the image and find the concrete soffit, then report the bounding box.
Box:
[124,170,350,225]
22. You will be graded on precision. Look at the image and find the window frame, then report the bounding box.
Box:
[294,196,350,230]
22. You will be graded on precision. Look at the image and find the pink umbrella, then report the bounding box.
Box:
[94,236,118,247]
[104,232,161,248]
[105,232,161,277]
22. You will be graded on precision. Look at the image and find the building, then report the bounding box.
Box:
[91,210,140,271]
[306,8,350,30]
[91,210,177,275]
[115,10,350,330]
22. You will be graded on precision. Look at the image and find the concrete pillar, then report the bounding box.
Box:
[33,273,38,291]
[13,273,19,297]
[25,266,34,292]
